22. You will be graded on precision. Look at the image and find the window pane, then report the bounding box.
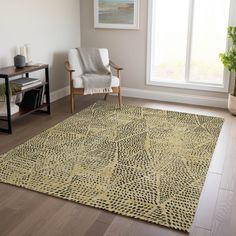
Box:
[190,0,230,84]
[152,0,189,82]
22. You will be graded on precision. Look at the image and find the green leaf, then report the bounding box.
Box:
[220,26,236,72]
[0,83,17,101]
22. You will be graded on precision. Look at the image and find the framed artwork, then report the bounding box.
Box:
[94,0,140,29]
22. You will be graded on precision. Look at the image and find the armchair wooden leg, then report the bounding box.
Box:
[118,88,122,108]
[71,92,75,113]
[104,93,109,101]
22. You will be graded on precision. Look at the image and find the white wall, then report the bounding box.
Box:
[0,0,81,93]
[80,0,235,108]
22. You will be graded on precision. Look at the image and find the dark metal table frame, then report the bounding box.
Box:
[0,64,50,134]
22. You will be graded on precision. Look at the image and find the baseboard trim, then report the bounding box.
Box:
[49,86,228,109]
[50,86,70,103]
[121,87,228,109]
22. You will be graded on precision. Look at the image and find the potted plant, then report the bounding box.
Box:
[0,83,19,116]
[220,26,236,115]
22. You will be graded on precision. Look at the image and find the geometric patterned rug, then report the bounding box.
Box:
[0,102,224,232]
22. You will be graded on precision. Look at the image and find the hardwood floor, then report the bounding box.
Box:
[0,95,236,236]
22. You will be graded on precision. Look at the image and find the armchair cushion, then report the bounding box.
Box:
[73,75,120,89]
[68,49,83,78]
[68,48,111,80]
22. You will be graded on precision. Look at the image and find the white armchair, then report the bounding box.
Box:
[65,48,123,113]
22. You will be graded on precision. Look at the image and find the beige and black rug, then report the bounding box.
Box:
[0,102,224,232]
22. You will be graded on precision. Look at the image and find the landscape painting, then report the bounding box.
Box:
[94,0,139,29]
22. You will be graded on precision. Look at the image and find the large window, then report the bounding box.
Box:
[147,0,235,92]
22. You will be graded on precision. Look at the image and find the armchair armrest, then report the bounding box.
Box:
[109,60,123,71]
[65,61,75,73]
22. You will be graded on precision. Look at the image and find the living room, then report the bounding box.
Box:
[0,0,236,236]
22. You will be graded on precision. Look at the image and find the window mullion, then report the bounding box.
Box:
[185,0,195,83]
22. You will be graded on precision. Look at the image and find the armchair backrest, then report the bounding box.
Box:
[68,48,110,79]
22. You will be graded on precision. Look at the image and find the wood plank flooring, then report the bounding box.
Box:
[0,95,236,236]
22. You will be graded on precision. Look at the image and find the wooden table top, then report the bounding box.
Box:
[0,64,48,78]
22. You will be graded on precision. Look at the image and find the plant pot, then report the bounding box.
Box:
[228,94,236,115]
[0,96,19,116]
[0,102,19,116]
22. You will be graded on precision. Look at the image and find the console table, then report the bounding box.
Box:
[0,64,50,134]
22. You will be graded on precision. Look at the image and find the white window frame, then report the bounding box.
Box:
[146,0,236,93]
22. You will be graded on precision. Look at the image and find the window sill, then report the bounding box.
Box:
[147,79,229,93]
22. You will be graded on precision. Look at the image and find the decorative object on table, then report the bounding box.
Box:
[0,83,19,116]
[20,46,27,59]
[25,44,33,65]
[0,102,224,232]
[15,44,33,66]
[14,54,26,68]
[65,48,123,113]
[220,26,236,115]
[94,0,140,29]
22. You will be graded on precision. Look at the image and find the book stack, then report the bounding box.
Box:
[20,86,45,110]
[11,77,42,91]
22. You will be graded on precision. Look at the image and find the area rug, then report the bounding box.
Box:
[0,102,224,232]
